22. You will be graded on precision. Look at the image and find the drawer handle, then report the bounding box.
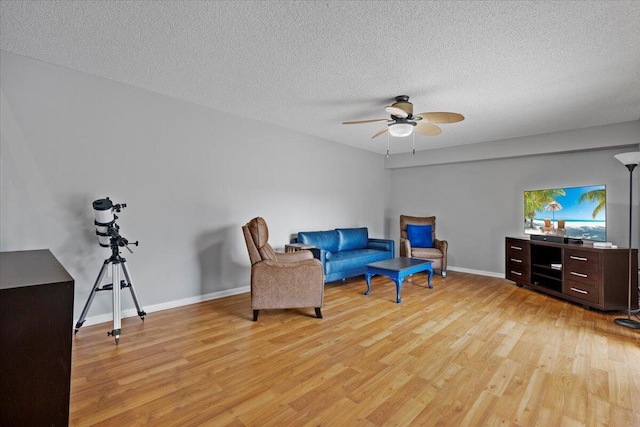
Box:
[570,272,588,278]
[510,271,522,276]
[570,287,588,295]
[510,246,523,251]
[510,258,522,263]
[570,256,588,261]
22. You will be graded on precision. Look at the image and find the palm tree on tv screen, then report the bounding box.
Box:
[524,188,566,228]
[578,189,606,219]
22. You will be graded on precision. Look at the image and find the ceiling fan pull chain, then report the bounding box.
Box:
[386,131,390,158]
[412,131,416,155]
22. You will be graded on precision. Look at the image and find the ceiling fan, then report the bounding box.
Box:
[342,95,464,139]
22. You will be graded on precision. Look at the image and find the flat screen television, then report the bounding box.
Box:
[524,185,606,242]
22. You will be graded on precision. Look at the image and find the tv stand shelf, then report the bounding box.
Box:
[505,237,638,311]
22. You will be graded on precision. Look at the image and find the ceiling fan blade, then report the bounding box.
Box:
[415,121,442,136]
[384,106,408,118]
[416,112,465,124]
[371,127,388,139]
[343,118,389,125]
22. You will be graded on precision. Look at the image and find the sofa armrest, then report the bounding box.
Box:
[275,250,314,262]
[434,239,448,255]
[367,238,395,258]
[309,248,328,264]
[399,238,412,257]
[434,239,448,271]
[260,258,321,269]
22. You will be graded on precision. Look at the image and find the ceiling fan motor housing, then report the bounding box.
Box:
[391,118,416,126]
[390,95,413,118]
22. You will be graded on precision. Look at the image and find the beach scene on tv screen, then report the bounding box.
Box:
[524,185,606,241]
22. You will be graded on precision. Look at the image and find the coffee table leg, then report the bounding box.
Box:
[393,277,404,303]
[427,266,433,289]
[364,272,373,295]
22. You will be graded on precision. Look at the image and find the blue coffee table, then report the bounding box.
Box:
[364,258,433,303]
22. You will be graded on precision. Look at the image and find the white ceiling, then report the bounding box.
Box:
[1,1,639,155]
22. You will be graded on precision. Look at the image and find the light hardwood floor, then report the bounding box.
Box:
[70,272,640,426]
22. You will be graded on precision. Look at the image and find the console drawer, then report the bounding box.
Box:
[508,256,527,269]
[564,250,600,286]
[506,267,529,283]
[507,241,530,264]
[563,280,599,304]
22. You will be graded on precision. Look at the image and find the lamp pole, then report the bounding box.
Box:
[614,151,640,329]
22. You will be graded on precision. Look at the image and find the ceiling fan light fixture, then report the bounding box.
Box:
[389,122,414,137]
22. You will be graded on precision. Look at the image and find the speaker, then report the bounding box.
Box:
[531,234,564,243]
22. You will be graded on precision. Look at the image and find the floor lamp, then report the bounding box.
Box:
[614,151,640,329]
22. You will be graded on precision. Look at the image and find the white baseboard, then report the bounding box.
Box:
[78,267,506,327]
[448,266,505,279]
[78,286,250,327]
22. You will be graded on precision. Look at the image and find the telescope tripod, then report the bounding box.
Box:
[74,244,146,344]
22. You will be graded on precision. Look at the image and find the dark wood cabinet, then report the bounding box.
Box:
[505,237,638,311]
[506,239,530,284]
[0,250,75,426]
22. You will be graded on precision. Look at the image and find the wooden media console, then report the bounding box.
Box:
[505,237,638,311]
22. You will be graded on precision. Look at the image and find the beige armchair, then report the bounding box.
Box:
[242,217,324,321]
[400,215,448,277]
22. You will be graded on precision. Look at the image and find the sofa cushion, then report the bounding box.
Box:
[325,248,391,275]
[411,247,443,260]
[337,228,368,251]
[407,224,433,248]
[298,230,340,252]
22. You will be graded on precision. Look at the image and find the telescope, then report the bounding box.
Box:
[76,197,145,344]
[93,198,131,249]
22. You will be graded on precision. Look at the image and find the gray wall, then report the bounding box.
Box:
[387,142,640,275]
[1,51,390,322]
[2,50,638,323]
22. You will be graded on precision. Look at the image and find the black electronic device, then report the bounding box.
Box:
[530,234,564,243]
[524,184,607,243]
[531,235,584,245]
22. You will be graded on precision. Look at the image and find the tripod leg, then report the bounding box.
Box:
[121,260,146,319]
[110,262,122,344]
[75,261,109,334]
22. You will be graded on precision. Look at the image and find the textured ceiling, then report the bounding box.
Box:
[1,1,639,154]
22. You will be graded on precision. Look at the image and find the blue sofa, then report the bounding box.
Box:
[292,227,395,283]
